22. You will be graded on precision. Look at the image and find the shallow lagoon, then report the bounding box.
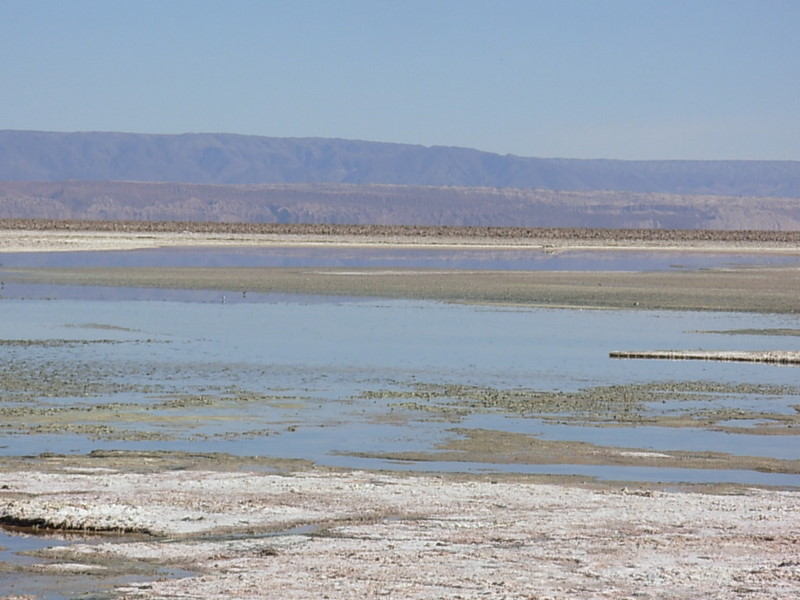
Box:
[5,244,800,270]
[1,293,798,486]
[3,242,799,600]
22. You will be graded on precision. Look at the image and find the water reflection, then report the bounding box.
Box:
[3,245,799,270]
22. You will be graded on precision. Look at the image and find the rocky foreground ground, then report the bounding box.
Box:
[1,465,799,600]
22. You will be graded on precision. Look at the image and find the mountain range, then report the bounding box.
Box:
[1,130,799,229]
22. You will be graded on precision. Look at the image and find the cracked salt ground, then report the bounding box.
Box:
[2,469,798,599]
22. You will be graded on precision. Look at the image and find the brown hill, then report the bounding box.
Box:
[1,180,799,230]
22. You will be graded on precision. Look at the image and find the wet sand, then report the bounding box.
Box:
[1,224,800,599]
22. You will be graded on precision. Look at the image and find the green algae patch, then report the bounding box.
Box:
[358,381,800,434]
[345,427,800,475]
[0,449,316,476]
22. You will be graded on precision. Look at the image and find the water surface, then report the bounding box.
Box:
[4,245,800,270]
[1,296,798,485]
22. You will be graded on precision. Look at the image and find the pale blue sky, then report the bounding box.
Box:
[2,0,798,160]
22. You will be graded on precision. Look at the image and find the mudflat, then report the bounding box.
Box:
[2,221,800,313]
[8,265,799,314]
[1,222,799,599]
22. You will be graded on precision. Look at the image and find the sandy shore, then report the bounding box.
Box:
[2,461,799,600]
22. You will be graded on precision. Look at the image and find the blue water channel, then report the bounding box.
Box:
[1,294,798,484]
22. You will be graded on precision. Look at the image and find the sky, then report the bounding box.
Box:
[2,0,798,161]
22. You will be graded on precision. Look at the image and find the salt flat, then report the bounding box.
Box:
[2,467,799,599]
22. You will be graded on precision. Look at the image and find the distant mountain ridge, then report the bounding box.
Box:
[2,130,800,197]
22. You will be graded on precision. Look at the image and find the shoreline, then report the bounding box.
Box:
[3,221,800,254]
[2,223,799,598]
